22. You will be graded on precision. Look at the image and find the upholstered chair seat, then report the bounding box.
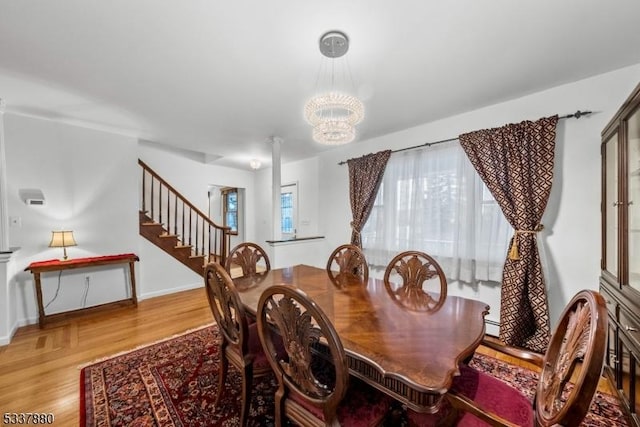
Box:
[245,321,272,370]
[407,363,534,427]
[408,290,607,427]
[205,262,282,427]
[289,376,390,426]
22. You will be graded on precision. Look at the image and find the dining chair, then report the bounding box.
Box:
[383,250,447,312]
[225,242,271,278]
[204,262,275,427]
[326,243,369,284]
[257,284,391,427]
[408,289,608,427]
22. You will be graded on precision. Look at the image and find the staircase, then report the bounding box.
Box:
[138,159,231,276]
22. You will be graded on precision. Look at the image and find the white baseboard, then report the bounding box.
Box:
[1,285,202,346]
[0,317,35,346]
[0,284,203,346]
[138,282,203,301]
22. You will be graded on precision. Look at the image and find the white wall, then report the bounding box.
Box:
[282,157,320,239]
[208,185,246,249]
[4,63,640,342]
[137,143,258,297]
[0,254,17,345]
[254,156,322,264]
[2,116,261,339]
[315,63,640,329]
[4,114,139,336]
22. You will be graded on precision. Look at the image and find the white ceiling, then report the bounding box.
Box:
[1,1,640,170]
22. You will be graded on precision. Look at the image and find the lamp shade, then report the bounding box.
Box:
[49,231,77,248]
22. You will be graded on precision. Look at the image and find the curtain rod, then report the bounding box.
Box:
[337,110,592,165]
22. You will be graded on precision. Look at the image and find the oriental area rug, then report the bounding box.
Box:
[80,325,628,426]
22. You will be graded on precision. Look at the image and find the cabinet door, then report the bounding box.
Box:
[627,106,640,291]
[607,319,619,381]
[620,334,640,421]
[604,131,620,279]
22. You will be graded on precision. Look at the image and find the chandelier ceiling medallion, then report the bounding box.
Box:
[304,31,364,145]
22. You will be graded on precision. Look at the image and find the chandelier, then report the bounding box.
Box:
[304,31,364,145]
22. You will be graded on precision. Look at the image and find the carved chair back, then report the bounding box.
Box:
[533,289,607,426]
[257,285,349,426]
[225,242,271,277]
[204,261,250,357]
[205,261,276,426]
[326,244,369,284]
[408,290,608,426]
[383,250,447,312]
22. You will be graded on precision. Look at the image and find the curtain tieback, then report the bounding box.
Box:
[508,224,544,260]
[350,221,361,236]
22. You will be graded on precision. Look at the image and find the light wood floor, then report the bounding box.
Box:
[0,287,213,426]
[0,286,614,425]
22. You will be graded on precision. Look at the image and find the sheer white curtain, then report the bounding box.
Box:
[361,141,511,283]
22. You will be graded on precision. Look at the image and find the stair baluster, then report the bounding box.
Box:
[138,159,230,275]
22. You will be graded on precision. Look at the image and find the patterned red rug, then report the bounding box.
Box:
[467,352,628,426]
[80,325,628,426]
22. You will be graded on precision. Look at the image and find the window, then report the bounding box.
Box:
[221,188,238,235]
[361,142,511,283]
[281,183,297,238]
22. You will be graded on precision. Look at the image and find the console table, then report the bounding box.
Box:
[25,253,139,327]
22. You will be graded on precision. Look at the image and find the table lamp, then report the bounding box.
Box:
[49,230,77,261]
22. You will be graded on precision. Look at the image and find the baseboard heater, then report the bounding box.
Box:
[484,318,500,338]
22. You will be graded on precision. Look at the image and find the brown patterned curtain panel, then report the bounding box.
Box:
[347,150,392,247]
[459,115,558,353]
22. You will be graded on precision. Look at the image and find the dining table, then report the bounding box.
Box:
[232,264,490,414]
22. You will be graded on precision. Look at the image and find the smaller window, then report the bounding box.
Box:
[221,188,239,235]
[281,192,294,234]
[281,183,298,238]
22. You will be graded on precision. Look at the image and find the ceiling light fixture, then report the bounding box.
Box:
[304,31,364,145]
[249,159,261,170]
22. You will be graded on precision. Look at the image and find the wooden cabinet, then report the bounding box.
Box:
[601,81,640,426]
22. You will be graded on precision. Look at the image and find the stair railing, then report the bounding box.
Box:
[139,159,231,265]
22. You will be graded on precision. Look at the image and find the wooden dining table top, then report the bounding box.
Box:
[233,264,490,413]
